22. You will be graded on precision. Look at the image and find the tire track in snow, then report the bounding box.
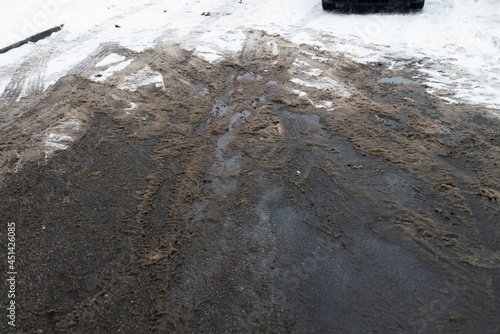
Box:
[0,2,158,107]
[68,42,137,78]
[0,32,64,102]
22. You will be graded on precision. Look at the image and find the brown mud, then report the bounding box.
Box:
[0,31,499,333]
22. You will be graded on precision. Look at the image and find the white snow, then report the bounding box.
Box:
[117,66,164,91]
[124,102,138,111]
[0,0,499,111]
[96,53,127,67]
[91,59,132,83]
[44,118,81,159]
[291,89,309,99]
[290,77,350,97]
[304,0,500,109]
[195,46,223,63]
[315,101,334,109]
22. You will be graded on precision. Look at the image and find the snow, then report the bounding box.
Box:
[124,102,138,111]
[117,66,165,91]
[91,59,132,83]
[44,118,81,159]
[195,46,223,63]
[290,77,351,97]
[304,0,500,109]
[96,53,127,67]
[0,0,499,111]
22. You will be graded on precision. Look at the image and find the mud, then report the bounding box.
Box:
[0,31,499,333]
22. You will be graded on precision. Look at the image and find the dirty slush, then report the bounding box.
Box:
[0,32,499,333]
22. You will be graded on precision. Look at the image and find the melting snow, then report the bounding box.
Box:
[0,0,499,110]
[45,119,82,159]
[118,66,165,91]
[91,59,133,82]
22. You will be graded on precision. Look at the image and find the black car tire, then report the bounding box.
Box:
[322,0,335,10]
[410,0,425,10]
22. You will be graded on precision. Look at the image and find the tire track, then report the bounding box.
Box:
[0,2,158,108]
[0,32,64,103]
[0,28,498,333]
[68,42,138,79]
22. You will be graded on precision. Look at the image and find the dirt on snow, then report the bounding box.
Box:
[0,31,499,333]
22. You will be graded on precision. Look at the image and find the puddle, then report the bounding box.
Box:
[377,76,417,85]
[215,110,251,162]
